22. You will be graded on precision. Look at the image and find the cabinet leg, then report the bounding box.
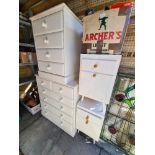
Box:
[77,130,79,133]
[81,96,84,102]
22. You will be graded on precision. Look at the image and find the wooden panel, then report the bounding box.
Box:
[21,0,42,12]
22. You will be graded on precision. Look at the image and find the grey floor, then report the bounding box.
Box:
[19,106,126,155]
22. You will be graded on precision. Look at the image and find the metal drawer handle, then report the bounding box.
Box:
[41,81,44,85]
[46,64,51,70]
[42,19,47,28]
[93,64,98,68]
[45,51,50,57]
[42,90,46,94]
[44,37,49,44]
[92,74,96,78]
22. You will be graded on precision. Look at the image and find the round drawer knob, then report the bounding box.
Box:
[59,97,63,102]
[46,64,51,70]
[43,98,47,102]
[45,51,50,57]
[93,64,98,68]
[60,114,63,117]
[41,81,44,85]
[42,90,46,94]
[92,74,96,78]
[42,20,47,28]
[60,106,63,109]
[44,37,48,44]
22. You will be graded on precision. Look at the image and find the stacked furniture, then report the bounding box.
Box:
[76,6,131,142]
[30,3,83,137]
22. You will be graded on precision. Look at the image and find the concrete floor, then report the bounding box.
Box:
[19,106,126,155]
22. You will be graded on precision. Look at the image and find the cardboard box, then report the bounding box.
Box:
[20,52,29,63]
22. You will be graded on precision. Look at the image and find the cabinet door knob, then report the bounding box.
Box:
[42,19,47,28]
[92,74,96,78]
[93,64,98,68]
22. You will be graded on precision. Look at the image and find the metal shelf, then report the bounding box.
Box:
[19,63,37,67]
[19,43,35,48]
[19,79,35,87]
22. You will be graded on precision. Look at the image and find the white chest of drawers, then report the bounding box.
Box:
[77,54,121,142]
[30,3,82,137]
[30,3,83,80]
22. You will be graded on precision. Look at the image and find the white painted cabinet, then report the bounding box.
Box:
[77,54,121,141]
[31,3,82,137]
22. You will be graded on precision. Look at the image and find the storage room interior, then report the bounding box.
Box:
[19,0,135,155]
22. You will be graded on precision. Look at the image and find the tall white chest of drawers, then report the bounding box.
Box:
[30,3,82,137]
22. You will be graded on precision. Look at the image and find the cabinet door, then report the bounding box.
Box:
[79,71,116,104]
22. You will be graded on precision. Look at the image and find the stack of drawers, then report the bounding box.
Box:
[76,55,121,141]
[30,3,82,137]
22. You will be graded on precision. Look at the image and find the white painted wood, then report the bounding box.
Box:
[31,3,82,137]
[79,71,116,104]
[53,82,74,99]
[38,71,77,85]
[76,108,104,141]
[36,49,64,63]
[38,61,65,76]
[81,58,120,76]
[77,97,106,119]
[36,75,52,90]
[34,31,63,49]
[32,11,63,36]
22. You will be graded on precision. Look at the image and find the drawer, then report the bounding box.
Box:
[60,120,73,134]
[76,108,103,126]
[36,76,52,90]
[32,11,63,35]
[53,82,73,99]
[38,85,51,97]
[81,58,119,75]
[36,49,64,63]
[40,95,73,116]
[76,108,104,141]
[79,71,116,104]
[40,95,61,110]
[34,32,63,48]
[52,92,74,108]
[41,102,73,124]
[38,61,64,76]
[42,109,61,126]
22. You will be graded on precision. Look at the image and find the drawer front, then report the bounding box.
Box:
[36,49,64,63]
[38,85,51,97]
[76,108,103,141]
[36,76,52,90]
[60,120,73,134]
[53,83,73,99]
[79,71,116,103]
[41,102,73,124]
[52,92,74,108]
[76,108,103,126]
[40,95,61,109]
[81,58,119,75]
[60,104,73,117]
[32,11,63,35]
[38,61,64,76]
[42,109,61,126]
[34,32,63,48]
